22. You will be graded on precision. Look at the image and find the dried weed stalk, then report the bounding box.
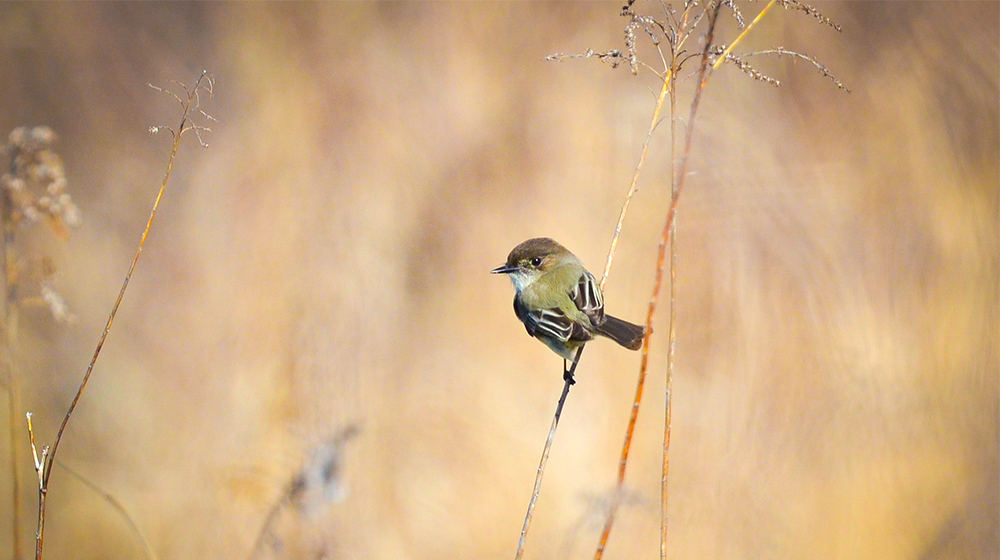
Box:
[24,71,214,560]
[513,348,583,560]
[538,1,846,559]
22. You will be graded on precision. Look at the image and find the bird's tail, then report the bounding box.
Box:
[595,315,646,351]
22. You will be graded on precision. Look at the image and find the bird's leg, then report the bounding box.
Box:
[562,359,576,385]
[562,348,583,385]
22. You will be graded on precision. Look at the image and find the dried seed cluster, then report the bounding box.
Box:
[2,126,81,235]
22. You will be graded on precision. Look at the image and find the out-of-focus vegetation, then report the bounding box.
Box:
[0,2,995,559]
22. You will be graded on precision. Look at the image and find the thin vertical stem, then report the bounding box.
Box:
[34,124,179,559]
[652,4,721,553]
[25,414,45,560]
[40,72,209,488]
[514,347,583,560]
[661,27,681,560]
[42,124,178,488]
[3,145,22,560]
[31,71,212,560]
[593,59,674,560]
[600,70,673,292]
[7,379,21,560]
[593,4,710,554]
[594,4,722,560]
[592,1,785,556]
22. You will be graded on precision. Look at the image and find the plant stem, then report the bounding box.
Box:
[2,137,22,560]
[593,44,676,560]
[31,71,211,560]
[600,71,672,292]
[514,347,583,560]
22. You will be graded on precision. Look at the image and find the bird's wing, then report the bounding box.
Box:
[569,270,605,327]
[514,296,593,343]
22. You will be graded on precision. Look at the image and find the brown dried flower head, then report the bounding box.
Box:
[2,126,81,238]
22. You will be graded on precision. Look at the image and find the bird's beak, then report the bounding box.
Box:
[491,264,517,274]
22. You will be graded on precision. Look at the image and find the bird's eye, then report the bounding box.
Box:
[530,257,543,267]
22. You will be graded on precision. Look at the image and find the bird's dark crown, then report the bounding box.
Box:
[505,237,568,270]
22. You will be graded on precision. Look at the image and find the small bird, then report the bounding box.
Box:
[492,237,645,383]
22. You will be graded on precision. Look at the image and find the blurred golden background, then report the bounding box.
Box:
[0,2,996,559]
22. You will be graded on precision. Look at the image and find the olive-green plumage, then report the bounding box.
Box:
[492,238,645,362]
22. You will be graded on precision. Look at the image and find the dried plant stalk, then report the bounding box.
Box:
[592,0,814,557]
[26,71,213,560]
[513,348,583,560]
[529,1,844,557]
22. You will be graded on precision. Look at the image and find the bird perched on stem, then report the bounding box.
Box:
[492,238,645,383]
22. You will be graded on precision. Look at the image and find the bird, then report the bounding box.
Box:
[492,237,645,383]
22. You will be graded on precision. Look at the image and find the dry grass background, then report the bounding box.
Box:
[0,2,996,560]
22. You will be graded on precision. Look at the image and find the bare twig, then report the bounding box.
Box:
[25,414,44,491]
[28,71,213,560]
[25,413,47,560]
[44,71,212,484]
[738,47,850,91]
[661,6,682,556]
[513,347,583,560]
